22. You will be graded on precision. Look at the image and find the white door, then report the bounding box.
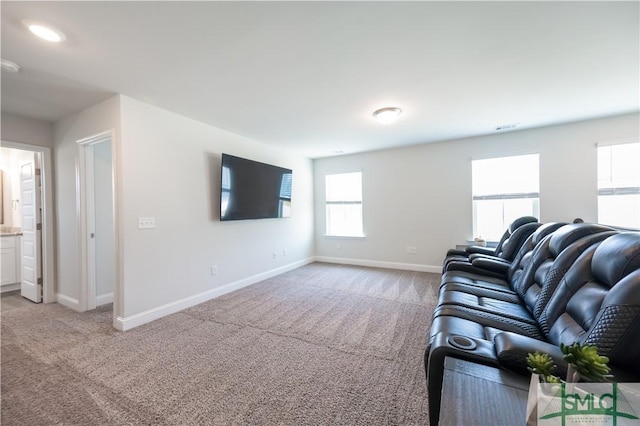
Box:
[20,158,42,303]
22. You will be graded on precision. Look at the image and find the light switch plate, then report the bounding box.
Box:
[138,217,155,229]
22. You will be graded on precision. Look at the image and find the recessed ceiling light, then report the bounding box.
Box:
[23,20,66,43]
[373,107,402,125]
[1,58,20,73]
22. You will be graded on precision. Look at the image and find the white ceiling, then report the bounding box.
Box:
[2,1,638,158]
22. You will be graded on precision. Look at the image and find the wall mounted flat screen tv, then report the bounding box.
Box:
[220,154,292,221]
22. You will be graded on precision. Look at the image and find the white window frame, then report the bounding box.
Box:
[472,154,540,241]
[324,172,364,238]
[597,140,640,229]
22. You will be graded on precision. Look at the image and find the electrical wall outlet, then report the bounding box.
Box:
[210,265,218,276]
[272,252,277,259]
[283,248,287,257]
[406,246,417,254]
[138,217,155,229]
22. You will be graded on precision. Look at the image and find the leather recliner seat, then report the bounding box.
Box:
[442,216,538,272]
[494,233,640,378]
[425,225,640,426]
[443,221,543,279]
[435,225,618,329]
[441,222,566,291]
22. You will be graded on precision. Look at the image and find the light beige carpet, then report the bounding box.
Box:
[1,262,439,425]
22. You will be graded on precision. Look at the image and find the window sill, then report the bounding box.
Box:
[466,240,499,248]
[324,234,366,239]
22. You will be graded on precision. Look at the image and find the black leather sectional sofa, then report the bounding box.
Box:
[425,219,640,425]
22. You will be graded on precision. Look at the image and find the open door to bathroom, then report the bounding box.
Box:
[20,154,42,303]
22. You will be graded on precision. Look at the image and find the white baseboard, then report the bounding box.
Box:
[114,257,315,331]
[1,283,20,293]
[56,293,80,310]
[96,292,113,306]
[314,256,441,274]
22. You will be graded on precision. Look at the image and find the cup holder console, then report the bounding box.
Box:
[447,335,477,351]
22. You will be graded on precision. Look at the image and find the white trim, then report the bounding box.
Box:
[596,138,639,148]
[1,283,21,293]
[114,257,315,331]
[314,256,441,274]
[0,141,55,304]
[76,131,115,312]
[56,293,80,310]
[85,143,97,310]
[323,234,366,239]
[96,292,113,306]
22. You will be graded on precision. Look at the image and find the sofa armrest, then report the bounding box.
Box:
[445,260,509,280]
[444,261,477,273]
[493,332,568,377]
[466,246,495,256]
[445,248,468,257]
[470,257,511,276]
[468,253,510,264]
[494,333,640,382]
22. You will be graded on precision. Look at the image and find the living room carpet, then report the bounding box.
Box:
[1,262,439,425]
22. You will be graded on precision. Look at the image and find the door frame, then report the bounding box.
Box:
[76,131,116,312]
[0,140,55,303]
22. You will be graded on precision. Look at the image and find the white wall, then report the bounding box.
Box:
[1,112,54,148]
[118,96,314,322]
[51,94,313,328]
[54,96,122,306]
[314,112,640,271]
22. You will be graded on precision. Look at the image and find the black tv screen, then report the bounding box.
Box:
[220,154,292,221]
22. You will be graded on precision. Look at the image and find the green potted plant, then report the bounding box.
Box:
[527,342,612,383]
[525,342,612,425]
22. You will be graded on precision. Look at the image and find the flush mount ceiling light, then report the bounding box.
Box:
[23,20,66,42]
[1,58,20,73]
[373,107,402,125]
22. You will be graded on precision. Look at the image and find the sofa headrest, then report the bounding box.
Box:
[509,216,538,233]
[592,232,640,288]
[531,222,566,246]
[500,222,541,259]
[549,224,616,257]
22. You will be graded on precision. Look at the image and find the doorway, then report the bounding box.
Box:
[77,132,115,311]
[0,142,55,304]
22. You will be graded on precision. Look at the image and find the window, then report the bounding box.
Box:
[597,142,640,229]
[325,172,363,237]
[472,154,540,241]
